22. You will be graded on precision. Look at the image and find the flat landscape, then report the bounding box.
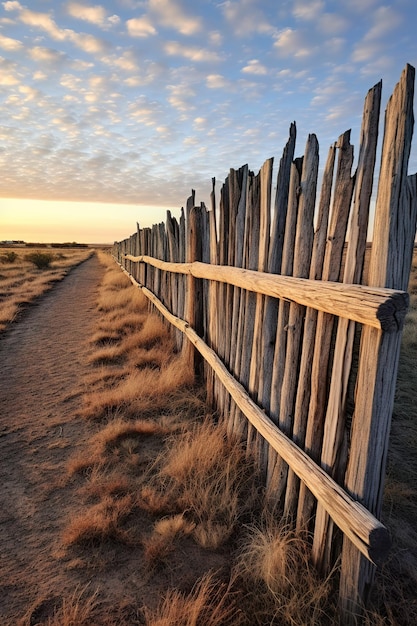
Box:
[0,247,416,625]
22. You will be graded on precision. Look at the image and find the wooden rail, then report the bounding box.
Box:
[124,255,408,331]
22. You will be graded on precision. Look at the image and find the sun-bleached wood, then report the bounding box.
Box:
[297,129,356,529]
[340,63,417,620]
[284,142,336,518]
[313,80,382,572]
[272,134,319,502]
[124,255,408,331]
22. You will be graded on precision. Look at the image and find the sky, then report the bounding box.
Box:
[0,0,416,244]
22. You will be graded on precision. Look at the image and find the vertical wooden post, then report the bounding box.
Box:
[247,158,273,464]
[284,142,336,515]
[297,129,355,529]
[312,80,382,571]
[183,204,203,373]
[340,63,416,620]
[260,124,296,413]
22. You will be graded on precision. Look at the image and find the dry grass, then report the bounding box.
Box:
[0,246,93,332]
[235,515,334,626]
[62,493,137,547]
[142,572,245,626]
[151,418,260,549]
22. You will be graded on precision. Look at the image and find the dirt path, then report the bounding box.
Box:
[0,254,105,623]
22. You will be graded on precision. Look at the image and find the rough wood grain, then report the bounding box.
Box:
[340,63,416,619]
[284,143,336,517]
[312,81,382,572]
[297,129,355,529]
[124,255,408,331]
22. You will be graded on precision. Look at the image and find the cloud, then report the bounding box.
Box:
[364,5,402,40]
[18,6,65,40]
[167,82,196,112]
[293,0,324,21]
[33,70,47,80]
[164,41,222,63]
[69,31,109,53]
[221,0,274,36]
[193,117,207,129]
[28,46,67,65]
[3,1,23,11]
[351,5,402,65]
[128,96,162,125]
[0,33,23,50]
[126,15,157,37]
[351,41,381,63]
[318,13,349,35]
[66,2,108,26]
[241,59,267,75]
[5,2,110,54]
[101,49,139,72]
[18,84,41,101]
[274,28,316,58]
[60,73,83,91]
[149,0,201,35]
[0,72,19,85]
[206,73,230,89]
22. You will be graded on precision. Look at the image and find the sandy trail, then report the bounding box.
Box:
[0,254,105,623]
[0,254,230,625]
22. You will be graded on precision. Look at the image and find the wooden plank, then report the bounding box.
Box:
[272,134,319,505]
[247,158,273,461]
[312,81,382,572]
[297,129,355,530]
[260,124,297,412]
[284,143,336,516]
[116,262,391,566]
[183,205,203,371]
[340,63,416,618]
[266,157,303,490]
[228,166,249,436]
[207,178,218,407]
[231,168,256,437]
[124,255,408,331]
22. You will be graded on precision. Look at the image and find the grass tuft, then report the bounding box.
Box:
[142,572,245,626]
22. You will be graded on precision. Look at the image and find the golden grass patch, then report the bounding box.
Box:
[0,247,93,331]
[142,572,245,626]
[235,515,334,626]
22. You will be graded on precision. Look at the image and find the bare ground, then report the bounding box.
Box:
[0,254,229,624]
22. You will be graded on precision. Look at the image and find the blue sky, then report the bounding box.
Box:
[0,0,416,242]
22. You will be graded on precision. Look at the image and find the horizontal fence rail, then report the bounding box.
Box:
[114,65,417,623]
[124,255,409,331]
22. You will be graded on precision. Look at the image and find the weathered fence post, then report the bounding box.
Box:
[339,63,416,620]
[183,204,204,373]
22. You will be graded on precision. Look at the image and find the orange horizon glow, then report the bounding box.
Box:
[0,198,180,244]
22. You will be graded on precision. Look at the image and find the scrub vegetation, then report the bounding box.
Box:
[0,245,93,332]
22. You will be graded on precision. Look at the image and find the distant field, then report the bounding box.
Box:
[0,246,93,332]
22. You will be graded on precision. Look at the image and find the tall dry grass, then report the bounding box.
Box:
[0,246,93,331]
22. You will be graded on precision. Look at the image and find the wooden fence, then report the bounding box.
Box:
[113,65,417,622]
